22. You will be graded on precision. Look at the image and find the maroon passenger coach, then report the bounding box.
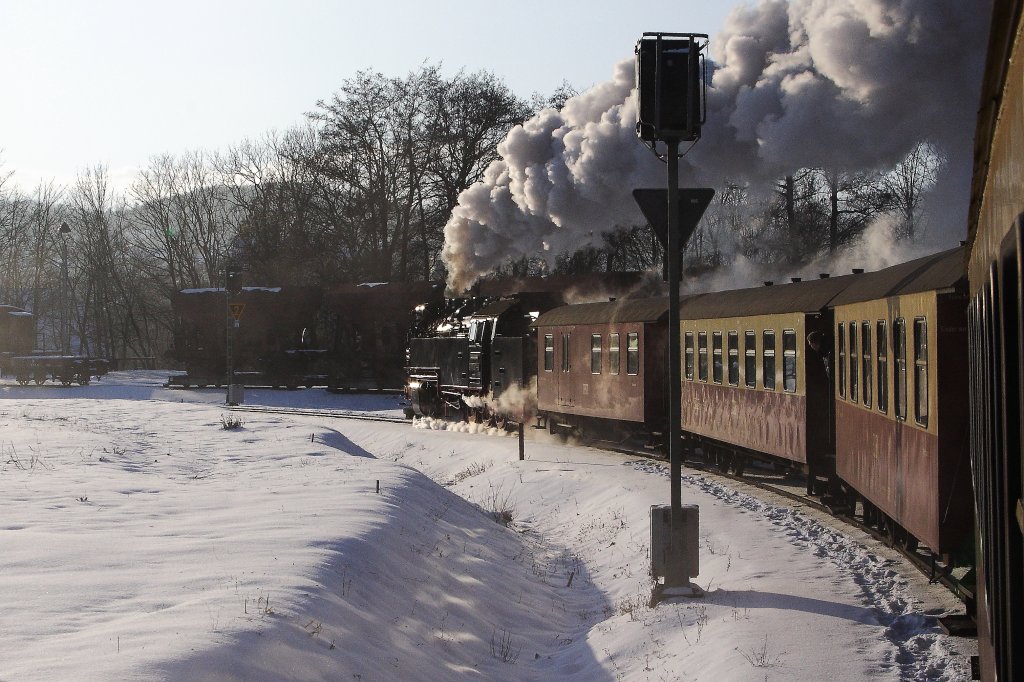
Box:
[534,297,670,439]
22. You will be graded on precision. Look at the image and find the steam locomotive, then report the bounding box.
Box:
[404,273,650,423]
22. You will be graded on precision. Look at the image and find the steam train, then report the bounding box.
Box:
[407,247,974,560]
[403,0,1024,672]
[0,304,109,385]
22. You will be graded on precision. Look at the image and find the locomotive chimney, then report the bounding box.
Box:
[819,273,830,279]
[851,268,864,274]
[763,281,774,286]
[790,277,802,283]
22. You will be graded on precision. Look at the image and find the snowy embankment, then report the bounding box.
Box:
[0,372,973,680]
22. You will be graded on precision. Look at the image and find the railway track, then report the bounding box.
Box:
[219,406,976,628]
[224,404,411,424]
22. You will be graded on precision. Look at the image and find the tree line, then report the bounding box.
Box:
[0,63,942,366]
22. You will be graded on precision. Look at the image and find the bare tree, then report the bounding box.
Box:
[25,181,66,347]
[216,132,322,285]
[881,142,942,241]
[0,168,32,306]
[302,66,528,283]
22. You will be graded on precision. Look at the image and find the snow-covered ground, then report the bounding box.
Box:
[0,372,974,680]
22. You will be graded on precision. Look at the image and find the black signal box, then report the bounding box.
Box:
[636,34,705,142]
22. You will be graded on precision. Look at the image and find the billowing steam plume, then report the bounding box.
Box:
[442,0,991,292]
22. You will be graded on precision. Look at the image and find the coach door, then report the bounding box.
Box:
[557,330,574,407]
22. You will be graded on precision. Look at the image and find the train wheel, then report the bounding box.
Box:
[845,487,859,514]
[716,450,733,473]
[880,515,898,544]
[732,456,747,477]
[861,500,875,527]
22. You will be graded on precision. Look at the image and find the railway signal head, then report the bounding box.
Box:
[635,33,708,145]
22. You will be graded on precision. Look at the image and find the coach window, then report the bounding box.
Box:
[861,321,872,408]
[848,321,859,403]
[561,333,571,373]
[727,331,739,386]
[876,321,888,413]
[609,333,620,375]
[783,329,797,392]
[698,331,708,381]
[684,332,694,380]
[712,331,724,384]
[762,330,776,390]
[591,334,602,374]
[913,317,928,427]
[894,318,907,420]
[838,322,846,398]
[744,330,756,388]
[543,334,554,371]
[626,332,639,375]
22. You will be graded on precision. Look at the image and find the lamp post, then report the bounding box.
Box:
[59,222,71,354]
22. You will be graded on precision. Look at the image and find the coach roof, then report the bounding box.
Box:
[534,297,670,327]
[678,275,855,319]
[828,246,965,306]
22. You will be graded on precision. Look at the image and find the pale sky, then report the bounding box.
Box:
[0,0,733,194]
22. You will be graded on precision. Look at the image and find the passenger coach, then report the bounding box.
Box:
[830,248,972,557]
[534,297,670,439]
[678,276,851,491]
[966,0,1024,677]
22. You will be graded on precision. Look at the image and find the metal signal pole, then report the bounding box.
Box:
[634,32,711,595]
[666,140,683,570]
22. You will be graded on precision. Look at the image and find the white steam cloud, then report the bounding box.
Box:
[442,0,990,292]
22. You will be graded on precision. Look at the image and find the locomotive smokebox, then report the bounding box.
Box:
[635,33,705,142]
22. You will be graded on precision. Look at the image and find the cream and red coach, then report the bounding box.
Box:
[829,247,972,557]
[677,276,851,490]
